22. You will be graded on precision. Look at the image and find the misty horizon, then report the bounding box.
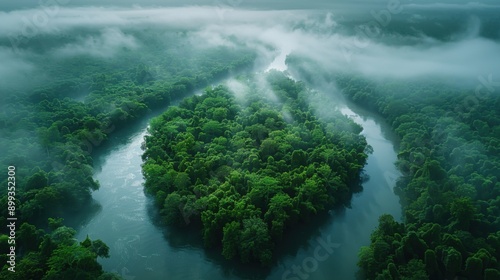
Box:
[1,1,499,280]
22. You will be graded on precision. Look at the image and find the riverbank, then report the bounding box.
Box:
[76,75,402,280]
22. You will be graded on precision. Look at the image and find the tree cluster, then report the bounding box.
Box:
[285,54,500,279]
[142,72,369,265]
[0,28,256,277]
[0,218,117,280]
[332,74,500,279]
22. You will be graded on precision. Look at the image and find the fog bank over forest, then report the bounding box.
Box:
[1,1,500,279]
[1,3,499,97]
[1,0,500,10]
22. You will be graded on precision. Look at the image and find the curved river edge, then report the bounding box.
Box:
[75,72,403,280]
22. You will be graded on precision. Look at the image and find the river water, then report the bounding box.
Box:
[76,69,402,280]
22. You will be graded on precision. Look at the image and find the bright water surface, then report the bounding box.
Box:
[76,64,403,280]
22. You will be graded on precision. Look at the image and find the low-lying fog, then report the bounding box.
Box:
[1,1,499,97]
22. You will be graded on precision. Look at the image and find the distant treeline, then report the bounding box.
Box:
[0,29,256,278]
[288,56,500,279]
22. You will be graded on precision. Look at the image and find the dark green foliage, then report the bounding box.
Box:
[0,219,117,280]
[465,256,483,279]
[0,28,256,278]
[286,63,500,278]
[286,55,500,278]
[424,249,439,278]
[484,269,500,280]
[142,72,368,265]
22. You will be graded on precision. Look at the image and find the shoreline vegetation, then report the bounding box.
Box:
[287,57,500,279]
[1,7,498,278]
[0,28,256,279]
[141,71,370,265]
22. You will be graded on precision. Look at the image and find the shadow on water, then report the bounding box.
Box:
[143,191,273,279]
[69,83,206,230]
[64,200,103,230]
[74,64,402,280]
[343,99,402,151]
[65,107,169,230]
[142,176,364,280]
[85,65,253,175]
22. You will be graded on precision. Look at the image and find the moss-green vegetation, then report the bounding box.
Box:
[0,218,114,279]
[0,28,255,277]
[286,54,500,278]
[332,75,500,279]
[142,72,369,265]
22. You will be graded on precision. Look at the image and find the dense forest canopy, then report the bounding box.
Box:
[0,24,256,279]
[1,2,499,279]
[286,53,500,279]
[0,26,256,222]
[141,72,369,265]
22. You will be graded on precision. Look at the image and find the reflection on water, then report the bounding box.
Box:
[76,85,402,280]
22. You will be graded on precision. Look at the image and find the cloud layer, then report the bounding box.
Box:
[1,5,499,88]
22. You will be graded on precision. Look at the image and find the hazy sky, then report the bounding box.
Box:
[0,1,499,92]
[1,0,499,173]
[1,0,500,11]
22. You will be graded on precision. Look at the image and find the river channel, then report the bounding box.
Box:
[76,70,403,280]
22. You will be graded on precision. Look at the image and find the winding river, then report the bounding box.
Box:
[76,66,403,280]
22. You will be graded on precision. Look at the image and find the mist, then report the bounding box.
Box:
[1,2,500,280]
[1,3,499,95]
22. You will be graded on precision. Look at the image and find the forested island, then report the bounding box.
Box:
[287,57,500,279]
[0,28,255,279]
[2,2,500,279]
[141,72,369,264]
